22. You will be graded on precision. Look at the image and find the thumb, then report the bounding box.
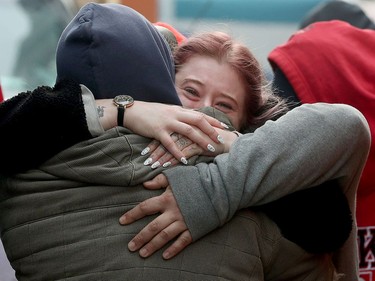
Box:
[143,173,169,190]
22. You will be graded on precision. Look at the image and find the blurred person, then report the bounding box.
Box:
[299,0,375,30]
[12,0,74,89]
[268,2,375,279]
[0,83,3,102]
[0,3,370,281]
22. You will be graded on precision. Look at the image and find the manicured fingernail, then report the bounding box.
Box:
[141,147,150,155]
[128,241,136,251]
[163,161,171,168]
[217,134,224,144]
[143,157,152,166]
[151,161,161,169]
[180,157,188,165]
[221,122,229,129]
[207,144,215,152]
[140,248,149,257]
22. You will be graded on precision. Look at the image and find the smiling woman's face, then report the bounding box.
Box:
[175,55,247,130]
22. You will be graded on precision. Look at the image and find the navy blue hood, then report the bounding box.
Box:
[56,3,181,105]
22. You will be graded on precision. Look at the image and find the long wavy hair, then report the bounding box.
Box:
[173,31,289,132]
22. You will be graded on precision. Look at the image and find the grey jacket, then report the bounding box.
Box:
[0,104,362,281]
[165,103,370,281]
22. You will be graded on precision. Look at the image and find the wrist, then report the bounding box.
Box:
[123,100,145,131]
[113,95,134,127]
[96,99,117,130]
[81,85,104,136]
[224,130,242,152]
[96,97,140,131]
[233,131,242,138]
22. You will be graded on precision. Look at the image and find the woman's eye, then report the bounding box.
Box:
[184,87,199,97]
[217,102,233,110]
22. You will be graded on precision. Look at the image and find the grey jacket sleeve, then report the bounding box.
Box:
[164,103,370,240]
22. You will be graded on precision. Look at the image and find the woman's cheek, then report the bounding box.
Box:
[227,113,240,131]
[178,94,197,109]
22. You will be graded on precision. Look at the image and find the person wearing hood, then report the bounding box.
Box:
[0,3,371,281]
[268,2,375,279]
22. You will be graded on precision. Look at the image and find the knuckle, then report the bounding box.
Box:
[167,244,178,255]
[179,233,192,246]
[148,220,160,232]
[145,244,155,253]
[183,125,193,136]
[163,191,175,202]
[138,200,149,212]
[159,194,171,205]
[133,234,144,245]
[156,174,165,184]
[196,113,206,124]
[159,229,171,241]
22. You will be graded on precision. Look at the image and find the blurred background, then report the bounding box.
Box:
[0,0,374,279]
[3,0,369,101]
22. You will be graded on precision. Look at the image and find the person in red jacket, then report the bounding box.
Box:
[0,83,3,103]
[269,19,375,281]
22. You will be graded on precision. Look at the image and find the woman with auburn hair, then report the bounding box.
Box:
[174,31,286,131]
[144,31,288,167]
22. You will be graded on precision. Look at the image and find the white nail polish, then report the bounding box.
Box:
[207,144,215,152]
[217,135,224,144]
[143,157,152,166]
[221,122,229,129]
[141,147,150,156]
[163,162,172,168]
[180,157,188,165]
[151,161,161,169]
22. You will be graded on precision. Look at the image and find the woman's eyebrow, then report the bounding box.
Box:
[182,77,204,86]
[219,92,238,104]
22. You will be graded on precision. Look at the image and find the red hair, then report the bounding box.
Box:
[153,22,186,45]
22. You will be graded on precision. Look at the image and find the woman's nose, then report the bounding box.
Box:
[202,98,213,108]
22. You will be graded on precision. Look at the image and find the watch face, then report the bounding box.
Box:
[114,95,134,107]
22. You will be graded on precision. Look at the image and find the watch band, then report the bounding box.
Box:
[117,105,125,127]
[113,95,134,127]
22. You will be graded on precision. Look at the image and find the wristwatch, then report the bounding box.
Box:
[113,95,134,127]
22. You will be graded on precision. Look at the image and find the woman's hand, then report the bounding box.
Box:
[119,174,192,259]
[127,102,229,164]
[97,99,228,164]
[143,128,241,168]
[142,134,196,168]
